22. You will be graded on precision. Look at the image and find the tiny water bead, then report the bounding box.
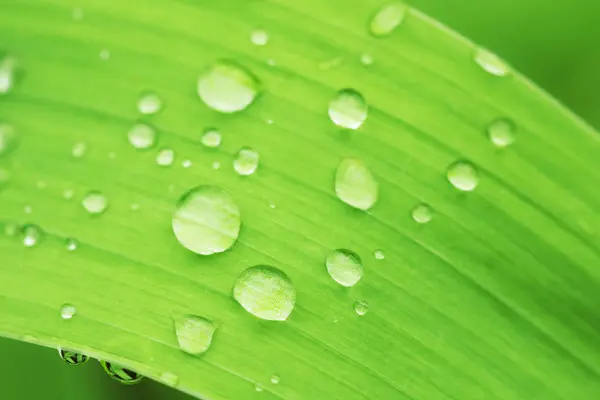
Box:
[233,265,296,321]
[328,89,368,130]
[474,48,510,77]
[374,249,385,260]
[250,30,269,46]
[0,122,17,156]
[354,300,369,316]
[182,159,192,168]
[24,205,32,214]
[63,189,75,200]
[65,238,78,252]
[212,161,221,170]
[233,147,260,176]
[82,192,108,215]
[360,53,373,66]
[270,375,280,385]
[412,203,433,224]
[72,141,87,158]
[369,2,408,37]
[197,61,260,113]
[335,158,378,210]
[172,186,241,255]
[128,123,157,150]
[60,304,77,320]
[255,384,264,392]
[0,56,16,94]
[487,119,516,148]
[325,249,363,287]
[58,348,89,366]
[173,314,217,356]
[156,148,175,167]
[201,128,222,148]
[137,92,162,115]
[22,224,42,248]
[447,161,479,192]
[99,361,144,385]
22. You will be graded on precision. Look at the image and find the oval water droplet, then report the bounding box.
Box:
[255,384,264,392]
[0,56,16,94]
[173,314,217,356]
[374,249,385,260]
[72,141,87,158]
[197,61,260,113]
[233,265,296,321]
[487,119,515,148]
[172,186,241,255]
[335,158,378,210]
[325,249,363,287]
[328,89,368,130]
[201,128,222,148]
[137,92,162,115]
[270,375,280,385]
[354,300,369,316]
[60,303,77,320]
[474,48,510,77]
[0,122,17,157]
[82,191,108,215]
[156,148,175,167]
[412,203,433,224]
[233,147,259,176]
[128,123,157,150]
[447,161,479,192]
[22,224,42,248]
[65,238,78,252]
[369,2,407,37]
[58,348,90,366]
[99,361,144,385]
[251,30,269,46]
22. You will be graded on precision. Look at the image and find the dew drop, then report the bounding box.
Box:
[182,159,192,168]
[99,361,144,385]
[137,92,162,115]
[212,161,221,170]
[58,348,89,365]
[487,119,515,148]
[66,238,78,252]
[354,300,369,316]
[360,53,373,66]
[233,265,296,321]
[23,205,32,214]
[474,48,510,77]
[250,30,269,46]
[411,203,433,224]
[369,2,407,37]
[0,122,17,156]
[172,185,241,255]
[22,224,42,248]
[128,123,157,150]
[156,148,175,167]
[447,161,479,192]
[374,249,385,260]
[60,303,77,320]
[173,314,217,356]
[335,158,378,210]
[233,147,259,176]
[270,375,280,385]
[325,249,363,287]
[82,191,108,215]
[201,129,222,148]
[63,189,75,200]
[72,141,87,158]
[197,61,260,113]
[255,384,264,392]
[0,56,16,94]
[328,89,368,129]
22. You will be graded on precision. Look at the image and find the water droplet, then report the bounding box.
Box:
[325,249,363,287]
[158,371,179,387]
[182,159,192,168]
[335,158,378,210]
[58,348,89,365]
[369,2,407,37]
[197,61,260,113]
[474,48,510,77]
[447,161,479,192]
[270,375,280,384]
[66,238,78,252]
[173,314,217,356]
[63,189,75,200]
[137,92,162,115]
[411,203,433,224]
[128,124,157,150]
[233,147,259,176]
[487,119,515,148]
[374,249,385,260]
[251,30,269,46]
[0,168,10,189]
[360,53,373,65]
[99,49,111,61]
[212,161,221,170]
[328,89,368,130]
[82,191,108,215]
[22,224,42,247]
[172,186,241,255]
[60,303,77,320]
[156,148,175,167]
[0,56,16,94]
[354,300,369,316]
[268,203,276,209]
[255,384,264,392]
[99,361,144,385]
[0,122,17,156]
[201,129,222,148]
[233,265,296,321]
[23,205,32,214]
[72,141,87,158]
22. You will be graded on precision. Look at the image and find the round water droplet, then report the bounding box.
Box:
[182,159,192,168]
[447,161,479,192]
[374,249,385,260]
[0,122,17,156]
[60,303,77,320]
[335,158,378,210]
[474,48,510,77]
[159,371,179,387]
[233,147,259,176]
[137,92,162,115]
[128,124,157,150]
[354,300,369,316]
[251,30,269,46]
[99,361,144,385]
[156,148,175,167]
[369,2,407,37]
[325,249,363,287]
[58,348,89,366]
[233,265,296,321]
[82,191,108,215]
[197,61,260,113]
[412,203,433,224]
[212,161,221,170]
[360,53,373,66]
[255,384,264,392]
[66,238,78,252]
[328,89,368,130]
[22,224,42,247]
[72,141,87,158]
[0,56,16,94]
[172,186,241,255]
[487,119,515,148]
[63,189,75,200]
[173,314,217,356]
[201,129,222,148]
[270,375,280,385]
[99,49,111,61]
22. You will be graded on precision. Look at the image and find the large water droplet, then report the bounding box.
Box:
[487,119,515,148]
[58,348,90,366]
[0,56,16,94]
[201,129,222,148]
[173,314,217,356]
[60,303,77,320]
[197,61,260,113]
[99,361,144,385]
[447,161,479,192]
[233,147,259,176]
[369,2,407,37]
[156,148,175,167]
[128,123,157,150]
[0,122,17,156]
[22,224,42,248]
[82,191,108,215]
[411,203,433,224]
[72,141,87,158]
[325,249,363,287]
[172,186,241,255]
[233,265,296,321]
[474,48,510,77]
[354,300,369,316]
[335,158,378,210]
[328,89,368,130]
[137,92,162,115]
[250,30,269,46]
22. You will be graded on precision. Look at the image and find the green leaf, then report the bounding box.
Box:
[1,0,600,399]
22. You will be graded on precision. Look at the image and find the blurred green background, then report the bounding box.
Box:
[2,0,598,399]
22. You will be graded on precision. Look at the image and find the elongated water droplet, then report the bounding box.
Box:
[233,265,296,321]
[447,161,479,192]
[65,238,78,252]
[0,56,16,94]
[137,92,162,115]
[270,375,280,384]
[369,2,407,37]
[60,303,77,320]
[233,147,259,176]
[173,314,217,356]
[0,122,17,156]
[335,158,378,210]
[82,191,108,215]
[354,300,369,316]
[198,61,260,113]
[201,129,222,148]
[99,361,144,385]
[58,348,89,365]
[328,89,368,130]
[128,123,157,150]
[22,224,42,247]
[325,249,363,287]
[172,186,241,255]
[72,141,87,158]
[374,249,385,260]
[251,30,269,46]
[487,119,515,148]
[474,48,510,77]
[156,148,175,167]
[412,203,433,224]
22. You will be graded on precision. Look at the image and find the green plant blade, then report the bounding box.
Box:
[1,0,599,399]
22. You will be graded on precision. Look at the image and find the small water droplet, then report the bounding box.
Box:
[474,48,510,77]
[99,49,111,61]
[487,119,515,148]
[412,203,433,224]
[270,375,280,384]
[82,191,108,215]
[0,56,17,94]
[201,128,222,148]
[233,265,296,321]
[22,224,42,247]
[360,53,373,65]
[212,161,221,170]
[128,124,157,150]
[23,205,32,214]
[374,249,385,260]
[354,300,369,316]
[325,249,363,287]
[65,238,78,252]
[268,203,276,209]
[0,122,17,156]
[173,314,217,356]
[58,348,89,365]
[335,158,378,210]
[328,89,368,130]
[198,61,260,113]
[233,147,259,176]
[172,186,241,255]
[137,92,162,115]
[63,189,75,200]
[369,2,407,37]
[99,361,144,385]
[156,148,175,167]
[158,371,179,387]
[72,7,84,21]
[255,383,264,392]
[60,303,77,319]
[447,161,479,192]
[182,159,192,168]
[72,141,87,158]
[251,30,269,46]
